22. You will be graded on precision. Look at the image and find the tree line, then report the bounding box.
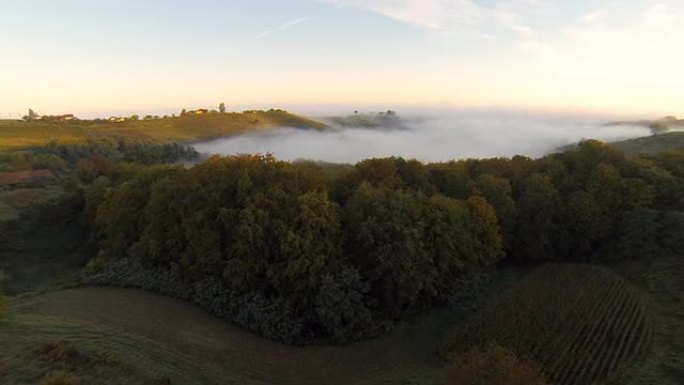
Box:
[0,138,198,174]
[74,140,684,344]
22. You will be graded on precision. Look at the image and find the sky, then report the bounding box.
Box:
[0,0,682,118]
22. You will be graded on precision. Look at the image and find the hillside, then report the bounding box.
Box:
[325,111,405,129]
[0,110,327,151]
[606,117,684,130]
[610,132,684,156]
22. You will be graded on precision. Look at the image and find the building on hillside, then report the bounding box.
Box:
[189,109,209,115]
[56,114,78,121]
[35,114,80,122]
[109,116,126,123]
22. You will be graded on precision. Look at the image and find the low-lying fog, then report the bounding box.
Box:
[194,109,650,163]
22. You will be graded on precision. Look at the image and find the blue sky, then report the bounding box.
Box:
[0,0,682,117]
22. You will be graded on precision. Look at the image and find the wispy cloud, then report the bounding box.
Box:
[643,3,676,29]
[317,0,537,37]
[256,17,310,39]
[493,9,535,36]
[580,10,608,24]
[323,0,484,30]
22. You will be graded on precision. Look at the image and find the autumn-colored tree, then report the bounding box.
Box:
[469,174,517,247]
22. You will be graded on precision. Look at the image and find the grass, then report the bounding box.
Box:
[440,264,653,385]
[0,314,230,385]
[2,206,680,385]
[610,132,684,156]
[14,287,454,385]
[0,111,327,151]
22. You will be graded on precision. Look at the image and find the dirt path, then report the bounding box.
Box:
[18,288,452,385]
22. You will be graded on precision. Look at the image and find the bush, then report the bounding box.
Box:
[0,295,9,320]
[85,259,314,344]
[315,268,377,343]
[446,345,548,385]
[37,341,92,371]
[41,370,81,385]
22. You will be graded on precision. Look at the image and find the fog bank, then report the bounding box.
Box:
[194,109,649,163]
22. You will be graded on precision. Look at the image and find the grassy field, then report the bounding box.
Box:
[1,197,680,385]
[0,257,680,385]
[0,314,231,385]
[11,288,452,385]
[0,111,327,151]
[610,132,684,156]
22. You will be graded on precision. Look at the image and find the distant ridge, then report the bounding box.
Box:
[0,110,328,151]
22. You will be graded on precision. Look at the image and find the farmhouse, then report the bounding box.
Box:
[189,109,209,115]
[56,114,78,121]
[109,117,126,123]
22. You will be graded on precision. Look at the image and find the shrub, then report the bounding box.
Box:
[446,345,548,385]
[315,268,376,343]
[37,341,92,371]
[0,295,9,320]
[85,259,314,344]
[40,370,81,385]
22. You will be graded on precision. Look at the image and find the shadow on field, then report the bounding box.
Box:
[17,287,457,385]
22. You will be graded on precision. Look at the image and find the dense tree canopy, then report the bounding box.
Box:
[76,140,684,343]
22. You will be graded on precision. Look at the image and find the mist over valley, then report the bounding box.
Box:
[194,109,649,163]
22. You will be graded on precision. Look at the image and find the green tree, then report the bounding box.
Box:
[466,196,504,266]
[24,108,39,120]
[269,191,342,304]
[513,174,562,261]
[561,191,604,257]
[219,102,226,113]
[660,211,684,253]
[469,174,517,247]
[619,208,661,259]
[649,122,669,136]
[316,268,373,342]
[343,183,433,317]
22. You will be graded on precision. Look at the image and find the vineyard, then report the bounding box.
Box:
[440,264,653,385]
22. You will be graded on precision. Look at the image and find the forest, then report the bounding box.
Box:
[37,139,682,344]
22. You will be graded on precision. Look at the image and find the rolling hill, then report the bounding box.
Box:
[610,132,684,156]
[0,110,327,151]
